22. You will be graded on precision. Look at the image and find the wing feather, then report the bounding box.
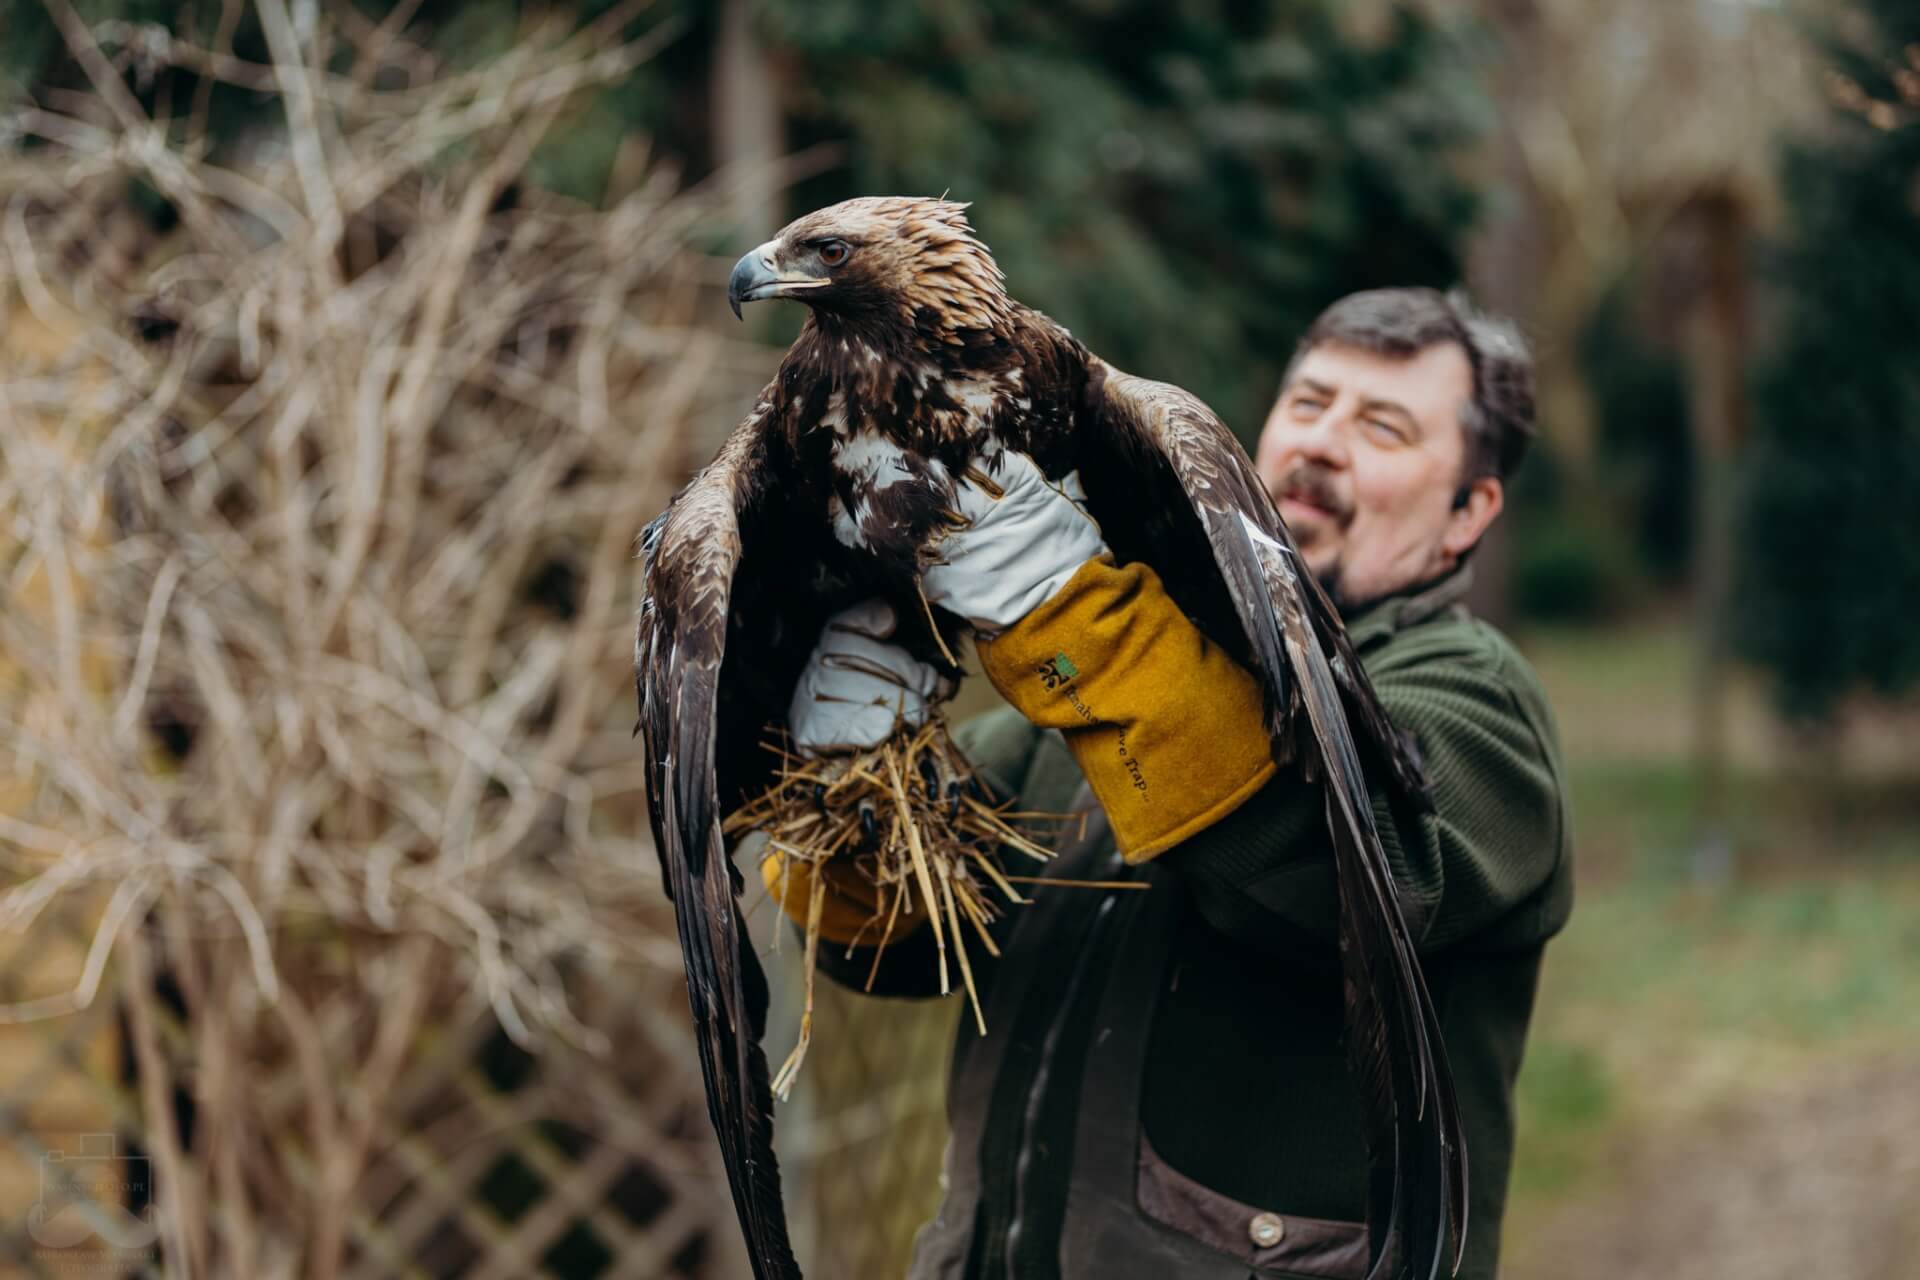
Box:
[637,401,802,1280]
[1080,357,1467,1279]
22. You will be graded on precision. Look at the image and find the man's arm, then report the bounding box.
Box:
[769,450,1569,991]
[965,531,1569,955]
[1157,630,1572,956]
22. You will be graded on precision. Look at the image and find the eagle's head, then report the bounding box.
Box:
[727,197,1011,347]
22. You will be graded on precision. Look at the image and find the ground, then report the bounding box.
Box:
[1500,618,1920,1279]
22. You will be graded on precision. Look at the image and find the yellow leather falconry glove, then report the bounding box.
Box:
[925,450,1276,862]
[974,557,1276,861]
[760,850,929,948]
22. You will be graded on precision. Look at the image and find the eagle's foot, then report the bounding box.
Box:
[720,713,1076,1087]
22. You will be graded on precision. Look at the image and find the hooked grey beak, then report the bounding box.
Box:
[727,241,829,320]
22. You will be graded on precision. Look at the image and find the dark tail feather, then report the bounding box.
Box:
[1233,513,1467,1279]
[644,648,802,1280]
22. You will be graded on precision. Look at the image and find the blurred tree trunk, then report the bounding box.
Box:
[1677,190,1750,873]
[1464,0,1550,627]
[712,0,783,241]
[1466,0,1815,637]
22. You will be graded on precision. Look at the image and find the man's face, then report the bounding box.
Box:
[1254,339,1494,608]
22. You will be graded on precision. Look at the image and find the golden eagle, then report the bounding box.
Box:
[636,197,1464,1280]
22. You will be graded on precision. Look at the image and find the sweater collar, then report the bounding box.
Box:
[1341,565,1475,650]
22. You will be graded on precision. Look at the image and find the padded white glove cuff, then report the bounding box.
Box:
[787,600,942,755]
[920,449,1109,634]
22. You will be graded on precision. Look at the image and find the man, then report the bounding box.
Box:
[771,287,1572,1279]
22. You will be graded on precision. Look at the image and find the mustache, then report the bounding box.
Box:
[1274,463,1353,524]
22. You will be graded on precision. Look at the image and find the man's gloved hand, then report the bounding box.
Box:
[767,599,939,945]
[928,449,1279,863]
[787,599,944,756]
[921,449,1108,635]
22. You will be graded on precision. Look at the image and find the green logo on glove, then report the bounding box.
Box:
[1035,652,1080,690]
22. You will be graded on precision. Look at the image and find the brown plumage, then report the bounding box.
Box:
[638,197,1463,1280]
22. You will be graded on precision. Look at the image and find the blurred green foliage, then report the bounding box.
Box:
[3,0,1490,442]
[756,0,1489,434]
[1509,1037,1612,1197]
[1736,0,1920,718]
[0,0,178,105]
[1505,264,1695,625]
[1579,274,1694,584]
[1510,519,1636,623]
[1502,437,1639,623]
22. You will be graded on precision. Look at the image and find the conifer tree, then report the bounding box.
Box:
[1736,0,1920,716]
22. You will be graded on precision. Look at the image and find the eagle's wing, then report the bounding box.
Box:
[636,395,816,1280]
[1077,357,1466,1280]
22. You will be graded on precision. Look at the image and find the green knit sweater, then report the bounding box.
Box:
[822,567,1575,1279]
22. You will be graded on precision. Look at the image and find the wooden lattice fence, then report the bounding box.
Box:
[0,938,749,1280]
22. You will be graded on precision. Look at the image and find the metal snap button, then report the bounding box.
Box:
[1249,1212,1286,1248]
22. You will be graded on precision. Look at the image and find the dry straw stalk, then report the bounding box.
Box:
[724,718,1080,1095]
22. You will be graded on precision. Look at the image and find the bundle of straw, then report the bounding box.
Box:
[724,716,1078,1097]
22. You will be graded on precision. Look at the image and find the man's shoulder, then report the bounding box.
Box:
[1369,609,1554,717]
[1367,605,1575,947]
[1447,613,1553,706]
[1363,607,1569,813]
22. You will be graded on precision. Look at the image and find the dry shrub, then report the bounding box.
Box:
[0,3,771,1274]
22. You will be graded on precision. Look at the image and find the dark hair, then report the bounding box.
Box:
[1283,287,1537,489]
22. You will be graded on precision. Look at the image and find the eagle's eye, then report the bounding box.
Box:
[818,239,850,267]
